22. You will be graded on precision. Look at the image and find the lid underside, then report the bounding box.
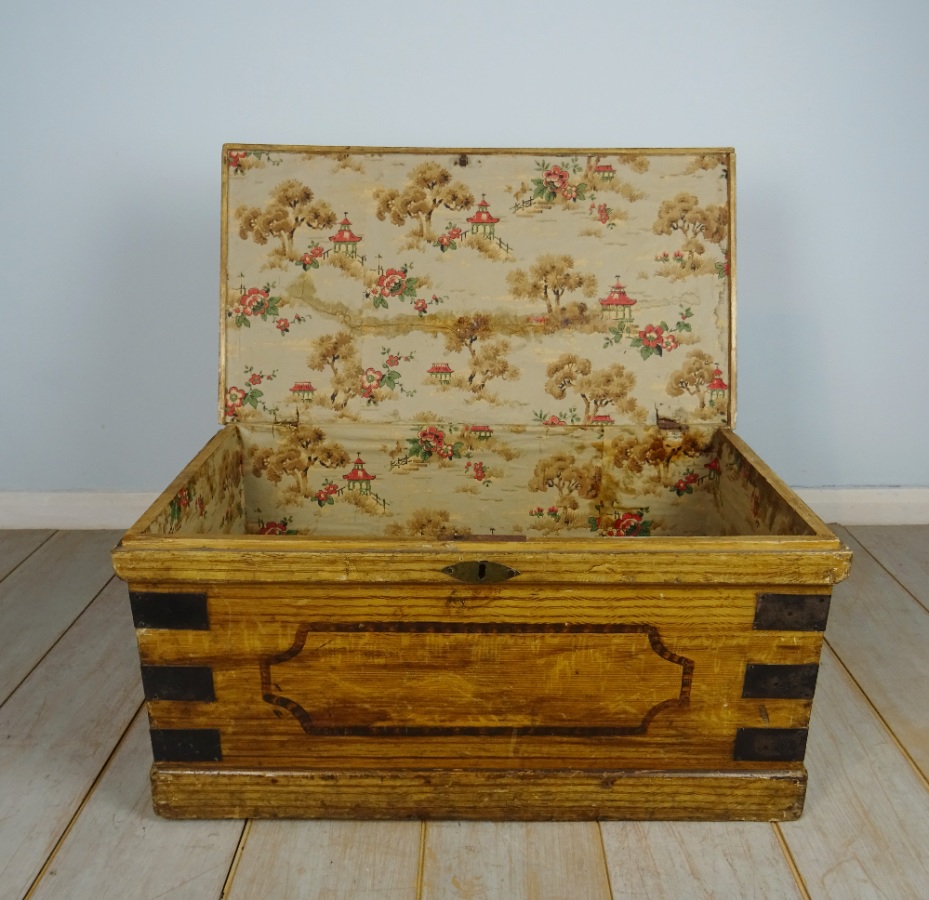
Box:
[220,146,735,430]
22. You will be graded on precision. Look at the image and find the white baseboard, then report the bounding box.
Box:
[795,487,929,526]
[0,487,926,530]
[0,492,159,530]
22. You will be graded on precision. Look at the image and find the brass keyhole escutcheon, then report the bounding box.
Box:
[441,560,520,584]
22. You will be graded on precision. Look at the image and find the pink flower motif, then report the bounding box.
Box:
[544,165,568,186]
[675,479,688,491]
[259,521,287,535]
[385,354,400,368]
[437,234,451,247]
[613,512,643,535]
[364,367,384,386]
[299,253,313,265]
[543,415,567,426]
[228,151,246,168]
[413,298,428,314]
[639,325,664,349]
[662,333,678,352]
[241,287,269,310]
[448,227,462,240]
[276,318,290,333]
[248,373,262,385]
[309,245,325,258]
[561,185,578,201]
[325,483,339,495]
[377,268,407,297]
[418,426,445,452]
[226,387,247,408]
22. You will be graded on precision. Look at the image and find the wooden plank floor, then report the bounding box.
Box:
[1,526,927,899]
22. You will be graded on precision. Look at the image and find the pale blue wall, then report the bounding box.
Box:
[1,0,926,490]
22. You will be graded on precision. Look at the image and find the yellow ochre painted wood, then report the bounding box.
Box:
[117,497,846,818]
[117,510,846,819]
[135,582,821,772]
[131,579,818,759]
[114,539,851,585]
[149,767,806,821]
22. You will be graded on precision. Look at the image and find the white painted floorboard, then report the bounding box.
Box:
[26,713,243,900]
[0,527,926,900]
[0,575,141,898]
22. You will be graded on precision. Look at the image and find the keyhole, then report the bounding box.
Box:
[477,561,487,581]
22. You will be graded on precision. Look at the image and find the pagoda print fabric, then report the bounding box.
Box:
[213,147,748,540]
[222,147,732,430]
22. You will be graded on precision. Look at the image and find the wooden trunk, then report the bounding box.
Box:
[113,146,851,820]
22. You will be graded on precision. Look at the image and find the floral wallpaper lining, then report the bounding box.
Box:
[142,423,813,540]
[714,437,814,537]
[239,422,722,539]
[143,430,245,535]
[221,148,733,430]
[142,147,809,541]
